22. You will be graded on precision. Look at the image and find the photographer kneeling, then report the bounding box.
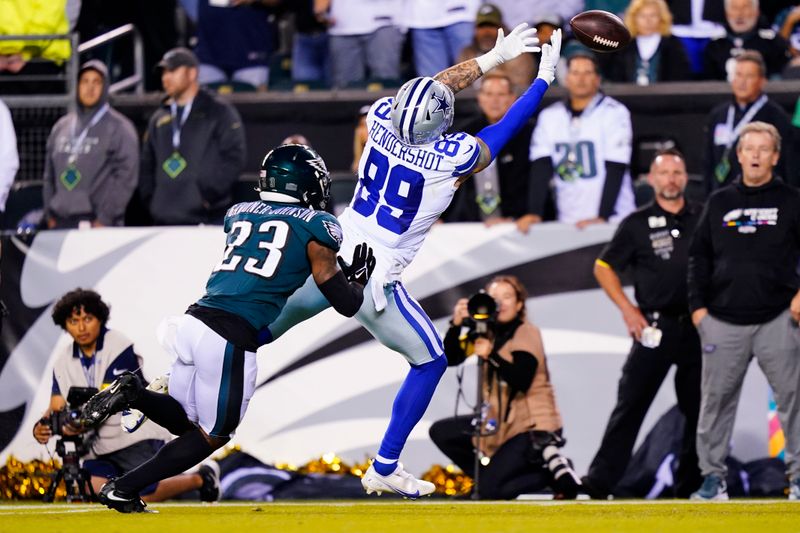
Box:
[429,276,580,499]
[32,289,219,502]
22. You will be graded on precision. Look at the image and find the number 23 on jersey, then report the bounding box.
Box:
[213,219,289,279]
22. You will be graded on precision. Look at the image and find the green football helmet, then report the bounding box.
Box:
[257,144,331,210]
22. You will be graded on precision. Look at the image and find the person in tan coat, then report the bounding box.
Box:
[430,275,580,499]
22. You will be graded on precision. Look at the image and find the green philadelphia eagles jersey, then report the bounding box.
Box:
[197,201,343,330]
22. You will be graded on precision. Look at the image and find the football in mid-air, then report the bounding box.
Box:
[569,10,631,53]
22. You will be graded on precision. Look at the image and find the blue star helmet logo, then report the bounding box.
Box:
[432,93,450,115]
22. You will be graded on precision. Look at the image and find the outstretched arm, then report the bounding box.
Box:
[434,23,540,95]
[460,29,562,181]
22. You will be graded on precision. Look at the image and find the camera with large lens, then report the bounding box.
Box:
[543,445,581,499]
[461,291,498,341]
[41,387,98,503]
[40,387,97,437]
[42,408,85,437]
[528,432,580,499]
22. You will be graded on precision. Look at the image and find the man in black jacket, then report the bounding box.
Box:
[443,74,539,233]
[704,50,796,192]
[702,0,790,80]
[688,121,800,501]
[139,47,247,225]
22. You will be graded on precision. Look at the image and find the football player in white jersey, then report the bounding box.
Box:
[266,25,563,499]
[529,52,636,227]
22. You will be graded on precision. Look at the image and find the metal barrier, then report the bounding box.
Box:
[2,25,145,184]
[0,32,78,109]
[77,23,144,95]
[1,24,144,103]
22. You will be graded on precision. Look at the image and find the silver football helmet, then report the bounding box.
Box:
[391,77,455,145]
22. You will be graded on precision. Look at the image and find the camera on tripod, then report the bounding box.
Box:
[39,386,97,437]
[462,291,498,341]
[42,408,84,438]
[41,386,98,503]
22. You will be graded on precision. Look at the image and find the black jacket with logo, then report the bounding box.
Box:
[139,88,246,225]
[688,178,800,324]
[703,24,791,81]
[705,96,797,191]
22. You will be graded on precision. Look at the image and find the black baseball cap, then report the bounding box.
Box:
[157,47,198,71]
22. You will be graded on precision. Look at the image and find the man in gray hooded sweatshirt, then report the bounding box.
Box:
[43,60,139,229]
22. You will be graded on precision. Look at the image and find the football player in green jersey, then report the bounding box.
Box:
[83,144,375,513]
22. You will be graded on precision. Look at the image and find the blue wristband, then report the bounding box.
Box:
[476,78,549,160]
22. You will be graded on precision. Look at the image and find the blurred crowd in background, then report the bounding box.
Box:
[2,1,800,502]
[0,0,799,231]
[3,0,800,93]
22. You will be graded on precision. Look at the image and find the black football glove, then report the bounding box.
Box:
[337,242,376,286]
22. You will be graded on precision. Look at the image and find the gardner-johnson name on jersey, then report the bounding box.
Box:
[368,121,445,171]
[227,201,318,222]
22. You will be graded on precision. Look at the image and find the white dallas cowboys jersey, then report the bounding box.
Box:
[339,96,480,288]
[530,94,635,223]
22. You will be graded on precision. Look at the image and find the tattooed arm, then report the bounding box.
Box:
[434,23,540,95]
[456,31,561,184]
[434,60,484,94]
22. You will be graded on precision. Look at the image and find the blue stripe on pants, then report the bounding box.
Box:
[392,283,439,358]
[397,283,444,354]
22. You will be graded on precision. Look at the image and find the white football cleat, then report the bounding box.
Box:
[121,373,170,433]
[361,464,435,500]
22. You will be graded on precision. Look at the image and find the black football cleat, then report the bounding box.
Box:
[198,461,222,502]
[98,480,148,513]
[81,371,144,428]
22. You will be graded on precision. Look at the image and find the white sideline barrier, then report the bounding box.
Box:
[0,223,770,476]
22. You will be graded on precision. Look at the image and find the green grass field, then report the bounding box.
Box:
[2,500,800,533]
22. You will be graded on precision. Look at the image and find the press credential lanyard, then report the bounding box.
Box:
[715,94,768,183]
[59,104,110,191]
[170,100,193,151]
[80,354,96,389]
[69,103,109,165]
[163,100,193,179]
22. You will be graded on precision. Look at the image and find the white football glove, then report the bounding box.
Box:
[536,28,562,85]
[476,22,541,74]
